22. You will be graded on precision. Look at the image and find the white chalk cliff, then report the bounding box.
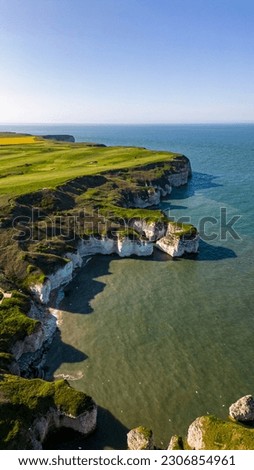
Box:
[29,157,199,305]
[28,401,97,449]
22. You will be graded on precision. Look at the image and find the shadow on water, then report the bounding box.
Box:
[45,241,236,378]
[45,330,88,381]
[60,253,176,315]
[61,255,110,314]
[169,171,222,200]
[163,241,237,262]
[55,238,237,320]
[197,240,237,261]
[58,252,180,315]
[43,406,129,450]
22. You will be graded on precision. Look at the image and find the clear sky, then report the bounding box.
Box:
[0,0,254,124]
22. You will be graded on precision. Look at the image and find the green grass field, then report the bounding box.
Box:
[0,138,179,199]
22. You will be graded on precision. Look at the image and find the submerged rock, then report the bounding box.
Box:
[229,395,254,422]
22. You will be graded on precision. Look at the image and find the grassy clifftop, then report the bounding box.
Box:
[186,415,254,450]
[0,136,180,200]
[0,374,95,449]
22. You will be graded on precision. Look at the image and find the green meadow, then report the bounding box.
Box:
[0,138,178,200]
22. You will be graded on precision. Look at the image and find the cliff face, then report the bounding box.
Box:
[124,157,190,208]
[11,322,44,361]
[131,219,165,241]
[30,262,74,304]
[156,233,199,257]
[15,302,58,377]
[42,134,75,143]
[30,227,199,306]
[28,406,97,450]
[0,374,97,450]
[29,237,153,304]
[78,236,153,257]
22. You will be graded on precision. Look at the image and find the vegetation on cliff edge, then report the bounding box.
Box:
[187,415,254,450]
[0,291,37,356]
[0,374,95,449]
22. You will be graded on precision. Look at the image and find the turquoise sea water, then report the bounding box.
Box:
[2,124,254,449]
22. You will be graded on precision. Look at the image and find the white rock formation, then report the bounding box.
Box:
[229,395,254,422]
[28,401,97,449]
[127,426,154,450]
[30,261,74,304]
[11,323,44,361]
[156,233,199,257]
[10,301,58,376]
[187,417,206,450]
[78,236,153,257]
[167,435,183,450]
[131,219,165,241]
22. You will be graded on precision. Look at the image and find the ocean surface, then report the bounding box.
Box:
[2,124,254,449]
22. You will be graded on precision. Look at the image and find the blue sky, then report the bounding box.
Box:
[0,0,254,124]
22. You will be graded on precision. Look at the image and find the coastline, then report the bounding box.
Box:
[0,137,200,449]
[0,127,251,448]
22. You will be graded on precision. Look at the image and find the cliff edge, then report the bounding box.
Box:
[0,374,97,450]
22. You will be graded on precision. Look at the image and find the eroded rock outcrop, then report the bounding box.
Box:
[167,435,184,450]
[187,416,206,449]
[130,219,166,241]
[30,262,74,304]
[187,415,254,450]
[136,395,254,451]
[42,134,75,143]
[156,233,199,257]
[78,236,153,258]
[127,426,154,450]
[229,395,254,422]
[16,301,58,377]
